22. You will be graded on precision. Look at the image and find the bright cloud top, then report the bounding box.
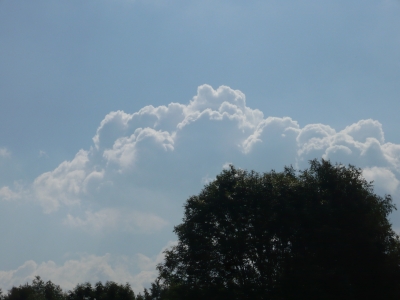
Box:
[2,85,400,217]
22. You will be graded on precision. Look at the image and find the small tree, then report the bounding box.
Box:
[67,281,135,300]
[156,160,400,299]
[3,276,65,300]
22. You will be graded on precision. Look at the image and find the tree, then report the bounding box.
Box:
[3,276,66,300]
[156,159,400,299]
[1,278,137,300]
[66,281,136,300]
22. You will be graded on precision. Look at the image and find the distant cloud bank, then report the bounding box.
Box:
[0,241,176,293]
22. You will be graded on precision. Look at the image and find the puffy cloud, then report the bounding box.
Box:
[5,85,400,217]
[0,186,20,201]
[179,85,263,130]
[103,128,175,170]
[296,119,396,170]
[297,124,336,146]
[242,117,300,154]
[0,241,176,293]
[363,167,400,196]
[342,119,385,144]
[0,181,27,202]
[32,150,104,213]
[13,84,266,215]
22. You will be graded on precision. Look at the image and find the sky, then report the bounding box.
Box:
[1,0,400,293]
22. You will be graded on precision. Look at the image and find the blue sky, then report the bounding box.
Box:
[1,0,400,292]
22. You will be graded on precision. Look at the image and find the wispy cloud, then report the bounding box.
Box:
[39,150,48,158]
[0,186,20,201]
[64,208,168,234]
[0,147,11,158]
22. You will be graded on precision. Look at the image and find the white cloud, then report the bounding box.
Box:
[0,147,11,158]
[64,208,168,234]
[297,124,336,146]
[201,174,215,185]
[0,186,20,201]
[242,117,300,154]
[14,84,266,214]
[4,85,400,227]
[39,150,48,158]
[363,167,400,195]
[222,162,232,169]
[0,241,176,293]
[103,128,175,170]
[323,145,353,160]
[296,119,396,170]
[343,119,385,144]
[32,150,104,213]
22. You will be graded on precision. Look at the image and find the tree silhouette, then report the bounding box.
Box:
[156,160,400,300]
[66,281,135,300]
[2,276,65,300]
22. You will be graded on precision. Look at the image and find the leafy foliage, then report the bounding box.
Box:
[156,159,400,299]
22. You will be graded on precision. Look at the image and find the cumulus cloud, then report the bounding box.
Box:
[296,119,398,170]
[4,84,400,227]
[103,128,175,170]
[32,150,104,213]
[0,241,176,293]
[363,167,400,196]
[343,119,385,144]
[6,85,265,214]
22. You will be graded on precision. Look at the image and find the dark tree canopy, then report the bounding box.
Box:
[0,278,137,300]
[0,276,66,300]
[156,159,400,300]
[66,281,136,300]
